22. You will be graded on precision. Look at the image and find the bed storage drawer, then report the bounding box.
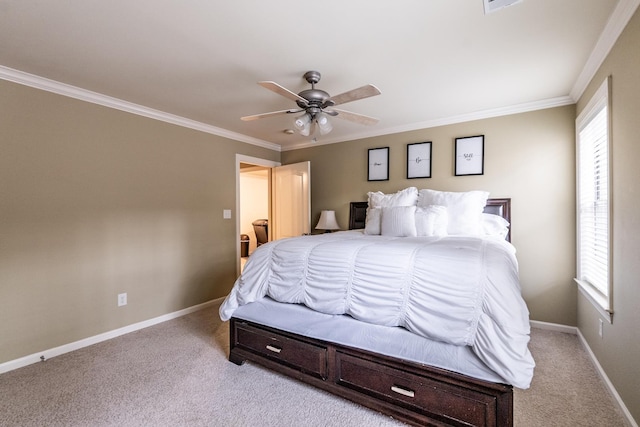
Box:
[229,317,512,427]
[334,351,504,427]
[233,321,328,379]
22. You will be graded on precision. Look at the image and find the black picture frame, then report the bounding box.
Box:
[455,135,484,176]
[407,142,432,179]
[368,147,389,181]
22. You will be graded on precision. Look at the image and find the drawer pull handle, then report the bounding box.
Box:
[266,345,282,354]
[391,385,415,398]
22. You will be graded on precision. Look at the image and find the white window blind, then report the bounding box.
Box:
[576,77,612,316]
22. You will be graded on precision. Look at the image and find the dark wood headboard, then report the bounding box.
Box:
[348,202,369,230]
[349,198,511,241]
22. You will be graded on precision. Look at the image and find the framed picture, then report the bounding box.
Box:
[455,135,484,176]
[368,147,389,181]
[407,142,432,179]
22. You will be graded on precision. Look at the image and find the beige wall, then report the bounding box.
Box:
[576,7,640,422]
[0,80,279,364]
[284,105,577,327]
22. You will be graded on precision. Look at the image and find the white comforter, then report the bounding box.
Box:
[219,230,535,388]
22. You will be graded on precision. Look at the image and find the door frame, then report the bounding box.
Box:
[236,154,280,275]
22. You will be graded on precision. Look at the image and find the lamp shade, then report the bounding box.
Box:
[315,210,340,231]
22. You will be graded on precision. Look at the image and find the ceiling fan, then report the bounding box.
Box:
[241,70,381,137]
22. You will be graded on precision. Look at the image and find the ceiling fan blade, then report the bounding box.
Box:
[241,109,301,121]
[329,84,381,106]
[330,109,379,126]
[258,81,308,104]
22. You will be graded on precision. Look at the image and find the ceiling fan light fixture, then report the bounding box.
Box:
[294,112,311,132]
[300,126,311,137]
[294,113,314,136]
[316,112,333,135]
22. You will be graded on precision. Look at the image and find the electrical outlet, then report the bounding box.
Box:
[598,318,604,338]
[118,293,127,307]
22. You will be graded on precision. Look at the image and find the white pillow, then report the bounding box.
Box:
[364,207,382,235]
[417,189,489,236]
[367,187,418,208]
[365,187,419,235]
[415,205,448,237]
[482,213,510,240]
[380,206,417,237]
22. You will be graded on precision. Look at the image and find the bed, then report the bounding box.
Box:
[220,188,533,426]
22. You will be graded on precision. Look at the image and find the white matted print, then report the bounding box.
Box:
[368,147,389,181]
[407,142,432,179]
[455,135,484,176]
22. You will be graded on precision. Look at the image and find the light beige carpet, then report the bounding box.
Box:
[0,301,630,426]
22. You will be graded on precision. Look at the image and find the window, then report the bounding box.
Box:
[575,77,612,321]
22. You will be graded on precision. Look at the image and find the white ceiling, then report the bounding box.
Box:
[0,0,634,151]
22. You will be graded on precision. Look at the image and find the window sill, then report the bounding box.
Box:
[574,278,613,324]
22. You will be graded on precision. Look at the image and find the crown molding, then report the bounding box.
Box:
[570,0,640,101]
[6,0,633,158]
[283,95,575,151]
[0,65,281,152]
[1,64,574,154]
[2,1,635,154]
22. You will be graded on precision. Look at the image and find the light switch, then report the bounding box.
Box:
[223,209,232,219]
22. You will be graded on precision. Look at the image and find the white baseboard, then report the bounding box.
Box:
[0,297,224,375]
[575,329,638,427]
[530,319,578,334]
[531,319,637,427]
[3,308,636,426]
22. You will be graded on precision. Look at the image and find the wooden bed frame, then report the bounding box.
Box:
[229,198,513,427]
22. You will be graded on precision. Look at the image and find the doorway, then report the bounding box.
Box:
[239,164,269,269]
[235,154,311,275]
[236,155,279,274]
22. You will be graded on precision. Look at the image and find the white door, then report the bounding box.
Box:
[272,161,311,240]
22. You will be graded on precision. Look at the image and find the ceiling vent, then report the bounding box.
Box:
[483,0,523,14]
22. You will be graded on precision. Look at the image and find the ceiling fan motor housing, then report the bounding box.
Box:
[296,89,331,110]
[296,70,335,113]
